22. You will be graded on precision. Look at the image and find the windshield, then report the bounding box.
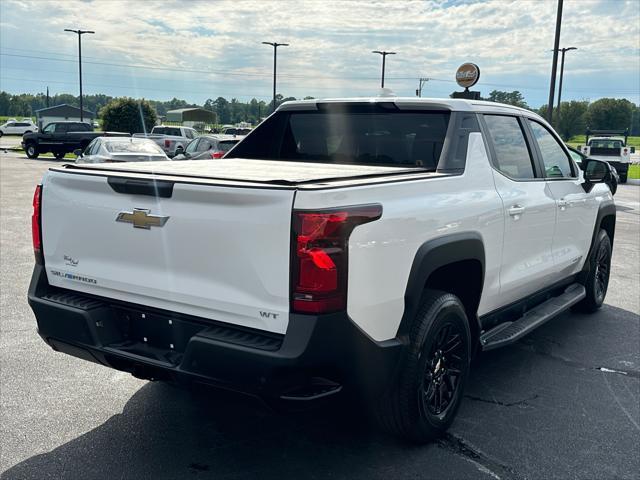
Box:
[104,140,164,154]
[229,110,450,169]
[152,127,182,136]
[590,139,623,149]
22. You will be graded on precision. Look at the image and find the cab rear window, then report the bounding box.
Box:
[229,109,450,170]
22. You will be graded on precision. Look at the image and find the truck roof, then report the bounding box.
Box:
[277,96,537,116]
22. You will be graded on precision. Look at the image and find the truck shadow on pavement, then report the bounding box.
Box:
[2,305,638,480]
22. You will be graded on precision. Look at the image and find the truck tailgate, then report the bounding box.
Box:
[41,170,294,334]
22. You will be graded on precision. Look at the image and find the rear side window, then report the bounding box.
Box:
[484,115,535,179]
[230,110,449,169]
[197,139,212,151]
[218,140,239,152]
[527,120,574,178]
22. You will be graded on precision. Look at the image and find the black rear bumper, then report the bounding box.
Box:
[28,265,404,401]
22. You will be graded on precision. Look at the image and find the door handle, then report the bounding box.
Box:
[508,205,525,217]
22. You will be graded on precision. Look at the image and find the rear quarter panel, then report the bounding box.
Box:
[294,133,504,341]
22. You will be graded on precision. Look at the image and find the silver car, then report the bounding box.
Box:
[75,137,169,163]
[173,134,243,160]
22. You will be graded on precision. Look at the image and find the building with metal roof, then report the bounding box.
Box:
[35,104,95,130]
[166,108,216,124]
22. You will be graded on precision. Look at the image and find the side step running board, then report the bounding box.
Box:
[480,283,586,351]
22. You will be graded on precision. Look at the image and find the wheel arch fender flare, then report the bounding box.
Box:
[396,232,485,339]
[581,202,616,277]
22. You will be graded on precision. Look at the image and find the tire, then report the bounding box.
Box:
[574,229,612,313]
[53,151,66,160]
[619,174,627,184]
[25,143,39,159]
[376,289,471,443]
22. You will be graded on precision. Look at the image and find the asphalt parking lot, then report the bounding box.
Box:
[1,150,638,480]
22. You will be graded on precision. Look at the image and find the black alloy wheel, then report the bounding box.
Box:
[574,229,611,313]
[376,290,471,443]
[421,321,465,417]
[594,240,610,304]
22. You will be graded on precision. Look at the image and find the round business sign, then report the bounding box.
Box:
[455,63,480,89]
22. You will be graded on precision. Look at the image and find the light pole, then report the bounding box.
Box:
[64,28,94,122]
[555,46,577,122]
[372,50,396,88]
[262,41,289,113]
[546,0,563,123]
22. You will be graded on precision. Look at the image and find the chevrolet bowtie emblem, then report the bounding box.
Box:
[116,209,170,229]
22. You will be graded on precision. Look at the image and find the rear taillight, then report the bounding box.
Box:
[291,204,382,314]
[164,139,171,148]
[210,150,225,159]
[32,184,43,264]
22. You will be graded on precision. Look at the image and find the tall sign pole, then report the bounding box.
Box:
[546,0,563,123]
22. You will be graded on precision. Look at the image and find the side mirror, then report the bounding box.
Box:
[73,149,83,157]
[631,147,636,154]
[582,159,609,192]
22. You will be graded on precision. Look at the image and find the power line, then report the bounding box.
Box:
[0,52,411,81]
[2,52,637,97]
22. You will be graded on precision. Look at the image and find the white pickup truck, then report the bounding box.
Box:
[133,125,198,157]
[579,129,635,183]
[28,98,616,442]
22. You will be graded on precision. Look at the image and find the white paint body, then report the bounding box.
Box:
[39,98,613,342]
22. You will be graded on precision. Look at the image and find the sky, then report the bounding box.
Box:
[0,0,639,108]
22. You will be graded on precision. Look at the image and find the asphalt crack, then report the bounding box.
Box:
[464,394,539,407]
[438,433,523,480]
[515,342,640,379]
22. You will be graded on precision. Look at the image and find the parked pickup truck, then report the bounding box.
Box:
[579,129,635,183]
[28,98,615,442]
[133,125,198,157]
[22,122,129,160]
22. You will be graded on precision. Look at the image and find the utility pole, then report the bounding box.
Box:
[554,46,577,122]
[262,41,289,113]
[546,0,563,123]
[64,28,94,122]
[416,77,430,97]
[372,50,396,88]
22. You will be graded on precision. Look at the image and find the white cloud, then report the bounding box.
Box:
[1,0,638,105]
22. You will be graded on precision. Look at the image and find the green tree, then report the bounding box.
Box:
[212,97,231,124]
[556,101,589,140]
[631,104,640,136]
[486,90,529,109]
[586,98,633,130]
[100,98,157,134]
